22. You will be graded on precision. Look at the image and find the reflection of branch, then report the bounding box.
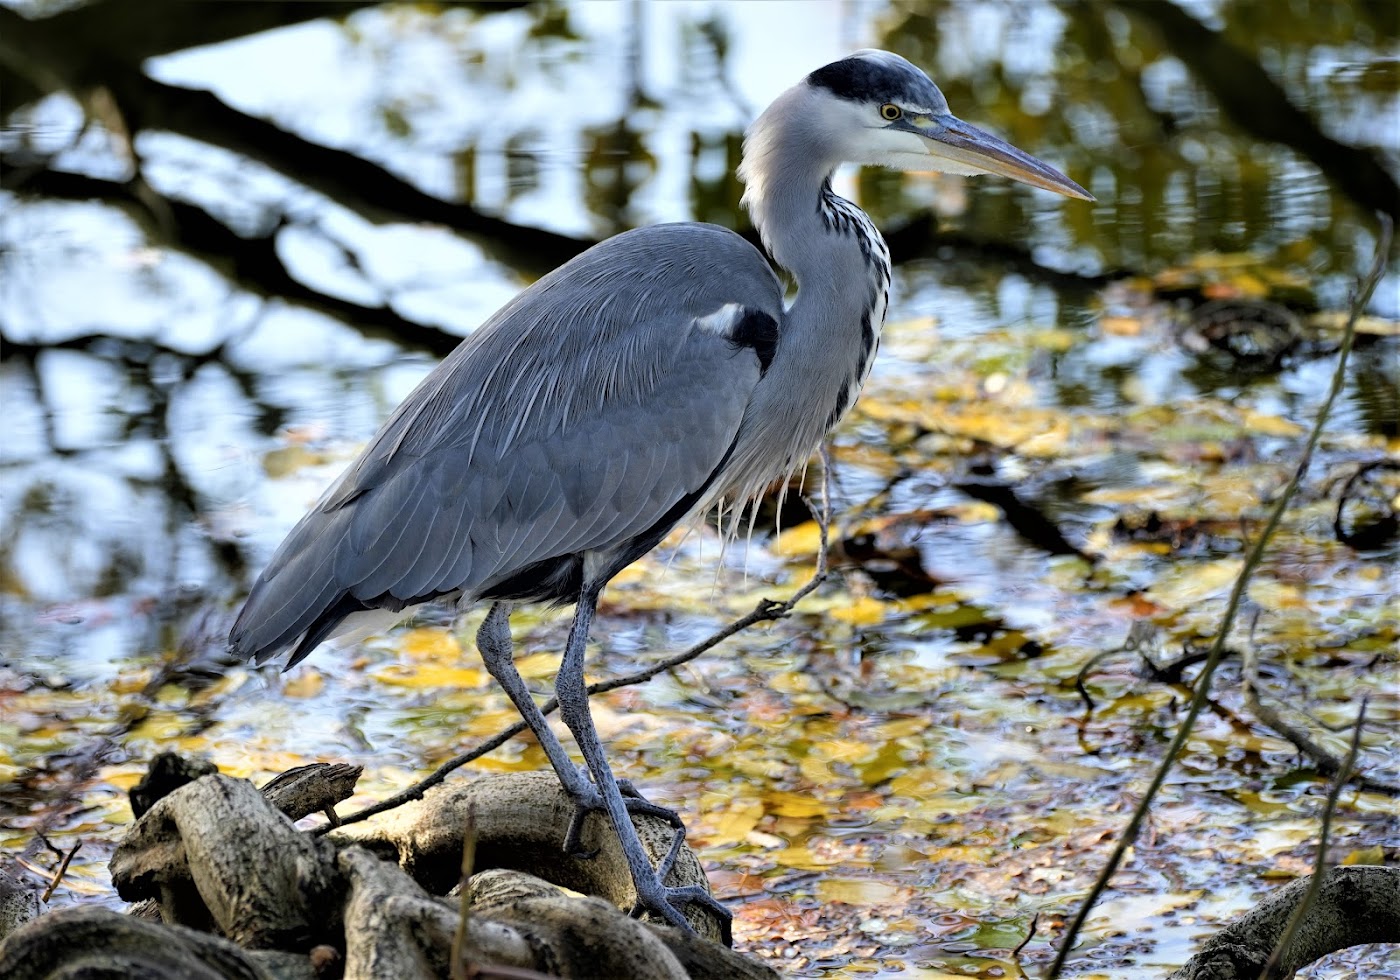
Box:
[1047,214,1393,979]
[1243,636,1398,795]
[2,161,462,357]
[114,75,590,276]
[14,0,376,69]
[0,3,589,279]
[1117,0,1400,221]
[324,461,835,833]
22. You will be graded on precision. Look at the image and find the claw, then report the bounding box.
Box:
[629,880,734,946]
[561,776,684,857]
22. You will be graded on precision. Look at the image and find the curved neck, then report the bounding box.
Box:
[739,129,892,406]
[733,99,893,474]
[738,86,892,335]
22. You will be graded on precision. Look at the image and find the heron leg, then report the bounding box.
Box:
[476,601,590,798]
[477,601,682,855]
[554,586,733,942]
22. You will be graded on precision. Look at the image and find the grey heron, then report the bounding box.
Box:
[230,49,1092,938]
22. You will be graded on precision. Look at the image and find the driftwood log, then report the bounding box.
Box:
[0,755,774,980]
[1169,865,1400,980]
[3,753,1395,977]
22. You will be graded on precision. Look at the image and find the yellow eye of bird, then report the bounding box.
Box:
[880,103,902,121]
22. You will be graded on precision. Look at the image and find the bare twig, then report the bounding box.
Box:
[1261,698,1368,979]
[1012,912,1039,958]
[1243,629,1398,795]
[1046,214,1392,979]
[39,840,82,903]
[450,803,477,980]
[326,458,835,833]
[1075,621,1165,713]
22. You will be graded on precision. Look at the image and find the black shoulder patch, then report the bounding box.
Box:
[728,308,779,376]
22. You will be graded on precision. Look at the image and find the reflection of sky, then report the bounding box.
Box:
[1,0,1396,669]
[145,2,865,235]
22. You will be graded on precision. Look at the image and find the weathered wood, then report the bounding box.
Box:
[6,760,776,978]
[0,905,316,980]
[339,846,576,980]
[129,751,218,819]
[328,769,727,941]
[260,762,363,823]
[1169,866,1400,980]
[110,774,342,949]
[0,866,39,941]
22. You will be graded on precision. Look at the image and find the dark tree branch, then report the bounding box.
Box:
[12,0,377,71]
[0,2,592,278]
[1,161,463,356]
[1117,0,1400,221]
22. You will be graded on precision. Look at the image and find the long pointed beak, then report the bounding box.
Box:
[919,114,1094,201]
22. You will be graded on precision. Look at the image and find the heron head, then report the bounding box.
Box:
[802,49,1093,201]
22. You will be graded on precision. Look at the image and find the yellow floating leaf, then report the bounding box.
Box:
[1342,845,1385,866]
[371,664,486,689]
[702,800,766,847]
[261,445,324,479]
[101,768,145,791]
[1247,579,1307,612]
[875,716,930,741]
[889,767,961,798]
[514,652,561,679]
[1311,312,1400,336]
[816,878,911,906]
[1190,251,1259,271]
[1149,558,1244,609]
[1241,410,1304,438]
[398,627,462,662]
[765,791,828,818]
[770,521,824,558]
[830,596,888,626]
[1017,418,1072,457]
[281,669,324,699]
[1027,328,1078,352]
[946,501,1002,524]
[773,844,840,870]
[858,398,928,426]
[1101,315,1143,337]
[1228,272,1270,297]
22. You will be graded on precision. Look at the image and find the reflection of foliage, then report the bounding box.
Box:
[877,0,1399,282]
[1,3,1398,976]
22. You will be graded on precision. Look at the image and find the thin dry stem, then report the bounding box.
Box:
[1243,629,1397,795]
[1046,214,1392,979]
[38,840,81,904]
[1260,698,1368,979]
[450,802,477,980]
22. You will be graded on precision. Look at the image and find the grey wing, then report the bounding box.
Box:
[230,223,782,667]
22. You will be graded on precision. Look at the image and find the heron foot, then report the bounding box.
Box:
[628,862,734,947]
[560,773,684,858]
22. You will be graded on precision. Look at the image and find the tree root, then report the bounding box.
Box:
[1168,866,1400,980]
[0,758,775,980]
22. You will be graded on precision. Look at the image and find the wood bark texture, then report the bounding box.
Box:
[0,758,775,979]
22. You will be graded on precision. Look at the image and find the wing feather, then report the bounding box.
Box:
[231,223,782,664]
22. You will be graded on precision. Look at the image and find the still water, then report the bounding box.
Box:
[1,2,1397,977]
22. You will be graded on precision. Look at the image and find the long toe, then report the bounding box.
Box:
[631,882,734,947]
[560,777,685,857]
